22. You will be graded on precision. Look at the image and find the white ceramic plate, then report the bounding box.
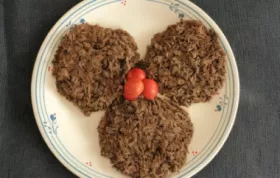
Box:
[31,0,240,177]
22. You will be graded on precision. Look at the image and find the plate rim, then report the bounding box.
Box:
[31,0,240,177]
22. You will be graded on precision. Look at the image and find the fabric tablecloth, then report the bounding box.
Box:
[0,0,279,177]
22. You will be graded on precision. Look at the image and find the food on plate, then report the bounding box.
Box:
[52,23,140,115]
[143,20,226,106]
[126,68,146,81]
[51,19,227,178]
[142,79,158,100]
[98,97,193,178]
[124,79,144,100]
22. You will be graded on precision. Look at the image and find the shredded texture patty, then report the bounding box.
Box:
[98,97,193,178]
[52,24,140,115]
[143,20,226,106]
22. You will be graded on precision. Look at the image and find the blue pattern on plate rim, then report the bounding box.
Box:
[65,18,86,29]
[215,95,229,112]
[169,3,186,18]
[43,114,59,135]
[34,0,236,177]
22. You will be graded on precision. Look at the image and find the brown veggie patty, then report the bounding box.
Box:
[143,20,226,106]
[98,97,193,178]
[52,24,140,115]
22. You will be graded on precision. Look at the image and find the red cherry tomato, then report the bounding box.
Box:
[142,79,158,100]
[127,68,146,81]
[124,79,144,100]
[124,93,139,101]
